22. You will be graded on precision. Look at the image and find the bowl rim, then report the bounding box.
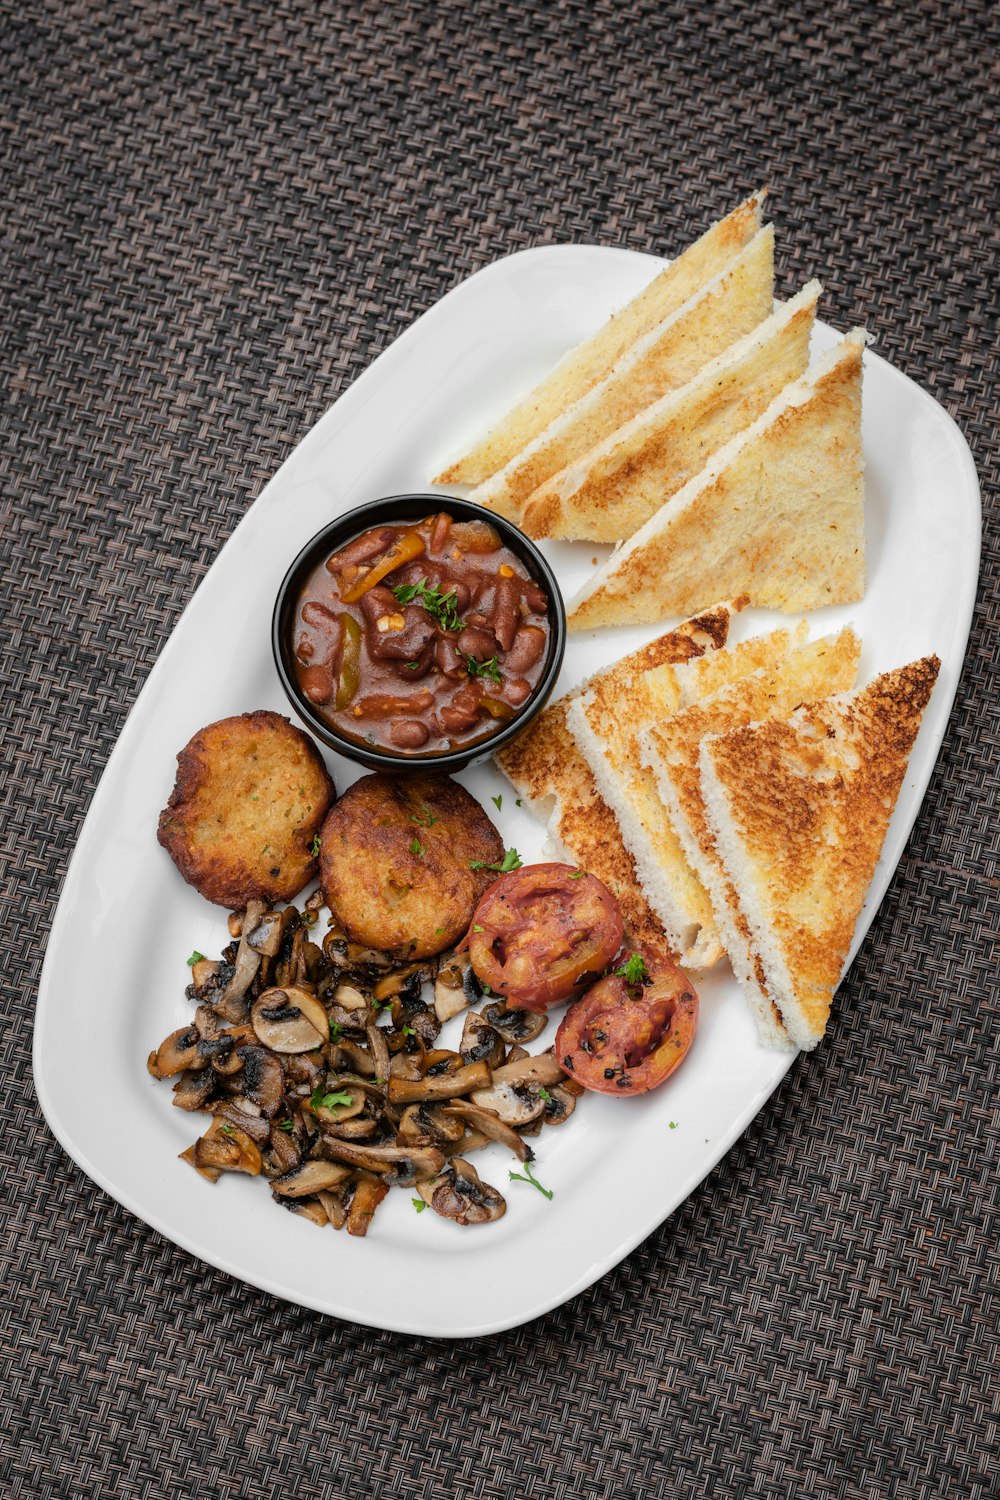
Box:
[271,492,567,772]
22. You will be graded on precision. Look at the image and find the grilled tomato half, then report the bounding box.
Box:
[467,863,623,1011]
[555,949,698,1094]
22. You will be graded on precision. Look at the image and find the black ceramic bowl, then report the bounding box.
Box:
[272,494,567,773]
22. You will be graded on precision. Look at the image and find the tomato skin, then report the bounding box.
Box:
[555,951,698,1095]
[467,863,624,1011]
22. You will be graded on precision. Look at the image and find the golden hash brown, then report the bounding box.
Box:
[320,774,503,959]
[157,710,335,908]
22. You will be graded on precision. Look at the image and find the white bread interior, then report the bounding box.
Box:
[432,191,766,488]
[567,329,868,629]
[522,280,821,543]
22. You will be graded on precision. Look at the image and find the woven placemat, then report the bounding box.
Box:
[2,2,998,1497]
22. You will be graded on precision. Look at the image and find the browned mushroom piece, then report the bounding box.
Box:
[364,1020,391,1083]
[149,1025,204,1079]
[271,1159,355,1198]
[267,1124,302,1175]
[317,1187,349,1229]
[215,899,268,1021]
[346,1175,390,1236]
[191,957,221,991]
[331,981,369,1012]
[459,1011,505,1070]
[466,1078,545,1129]
[317,1137,445,1185]
[251,987,328,1052]
[440,1100,532,1161]
[199,1034,243,1076]
[397,1103,467,1147]
[386,1060,491,1104]
[433,951,483,1023]
[281,1197,329,1226]
[491,1052,566,1088]
[389,1051,423,1081]
[191,1118,263,1176]
[305,1080,367,1126]
[246,909,286,957]
[239,1045,285,1117]
[481,1000,547,1045]
[330,1038,376,1075]
[172,1068,216,1111]
[540,1084,578,1126]
[325,1115,380,1140]
[179,1142,221,1182]
[418,1158,506,1225]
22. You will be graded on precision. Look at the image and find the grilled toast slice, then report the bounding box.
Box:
[640,628,862,1048]
[465,225,775,521]
[567,330,867,629]
[699,655,940,1050]
[567,622,805,967]
[433,191,766,488]
[522,280,820,542]
[494,605,732,957]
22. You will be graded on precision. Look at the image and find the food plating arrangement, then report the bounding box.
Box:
[147,189,945,1253]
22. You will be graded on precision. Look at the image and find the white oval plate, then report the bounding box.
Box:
[33,246,980,1337]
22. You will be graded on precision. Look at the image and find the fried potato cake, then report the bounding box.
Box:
[158,710,335,908]
[320,774,503,959]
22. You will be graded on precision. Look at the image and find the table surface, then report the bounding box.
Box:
[3,3,998,1498]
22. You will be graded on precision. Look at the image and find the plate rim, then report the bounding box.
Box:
[32,242,982,1337]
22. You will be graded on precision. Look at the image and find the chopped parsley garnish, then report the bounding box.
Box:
[309,1087,354,1112]
[186,950,205,966]
[470,847,522,873]
[509,1160,553,1200]
[472,923,484,933]
[392,578,464,632]
[329,1020,342,1040]
[309,833,321,857]
[434,927,445,935]
[491,794,503,811]
[669,1121,678,1130]
[220,1124,235,1136]
[276,1120,295,1132]
[537,1086,553,1105]
[410,838,425,858]
[568,870,586,880]
[409,804,438,827]
[463,653,501,683]
[412,1198,427,1213]
[401,1025,416,1038]
[515,799,522,807]
[404,662,421,671]
[615,952,650,986]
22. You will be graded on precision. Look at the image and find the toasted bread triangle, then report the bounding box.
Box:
[699,656,940,1050]
[567,330,868,628]
[493,605,732,956]
[465,225,775,521]
[523,280,820,542]
[640,628,862,1049]
[568,621,807,967]
[433,191,766,488]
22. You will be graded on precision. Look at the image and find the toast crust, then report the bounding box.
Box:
[567,331,867,629]
[570,620,800,966]
[494,606,732,956]
[433,192,765,488]
[700,655,940,1049]
[641,629,862,1048]
[523,281,820,543]
[467,226,775,521]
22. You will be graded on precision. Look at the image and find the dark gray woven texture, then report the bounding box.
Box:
[2,1,998,1496]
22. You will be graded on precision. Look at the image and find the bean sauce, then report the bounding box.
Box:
[291,512,552,754]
